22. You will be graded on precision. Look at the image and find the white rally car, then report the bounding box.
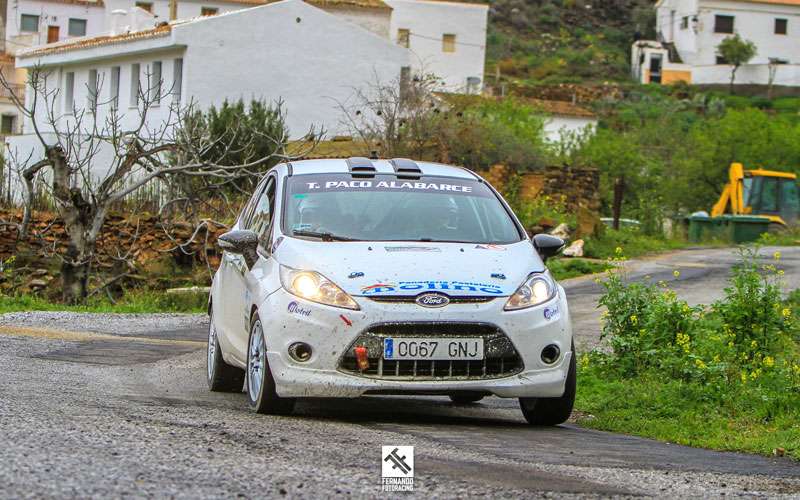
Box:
[207,158,575,425]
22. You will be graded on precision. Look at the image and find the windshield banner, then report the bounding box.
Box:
[289,175,491,198]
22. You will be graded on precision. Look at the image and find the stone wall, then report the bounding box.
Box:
[0,210,223,296]
[479,164,601,237]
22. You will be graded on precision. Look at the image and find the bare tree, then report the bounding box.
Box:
[2,65,319,303]
[337,72,448,160]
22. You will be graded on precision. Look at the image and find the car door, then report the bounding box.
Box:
[223,175,277,361]
[216,178,267,362]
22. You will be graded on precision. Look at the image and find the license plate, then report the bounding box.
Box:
[383,338,484,361]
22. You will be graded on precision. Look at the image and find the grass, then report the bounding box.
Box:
[575,365,800,460]
[548,258,611,281]
[0,289,208,314]
[583,228,689,260]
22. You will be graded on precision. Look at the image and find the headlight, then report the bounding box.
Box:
[504,272,556,311]
[279,265,359,310]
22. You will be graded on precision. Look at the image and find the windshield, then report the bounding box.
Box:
[282,174,522,243]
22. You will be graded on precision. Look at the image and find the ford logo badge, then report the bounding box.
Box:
[415,293,450,308]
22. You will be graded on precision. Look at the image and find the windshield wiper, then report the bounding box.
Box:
[292,229,356,242]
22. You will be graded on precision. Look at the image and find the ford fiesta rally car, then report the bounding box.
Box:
[207,158,575,425]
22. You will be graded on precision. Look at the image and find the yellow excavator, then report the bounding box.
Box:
[711,162,800,227]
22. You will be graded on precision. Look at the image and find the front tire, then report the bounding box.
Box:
[519,346,576,426]
[207,315,245,392]
[246,314,295,415]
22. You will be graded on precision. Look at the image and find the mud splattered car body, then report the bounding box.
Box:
[207,158,575,424]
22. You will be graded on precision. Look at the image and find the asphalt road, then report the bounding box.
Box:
[1,246,799,498]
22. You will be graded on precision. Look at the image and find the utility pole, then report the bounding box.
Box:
[169,0,177,21]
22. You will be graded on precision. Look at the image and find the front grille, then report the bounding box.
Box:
[369,296,496,304]
[338,322,523,380]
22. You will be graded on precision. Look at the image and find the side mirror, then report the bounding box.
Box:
[532,233,565,262]
[218,230,259,269]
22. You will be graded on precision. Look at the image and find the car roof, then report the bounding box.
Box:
[281,159,480,180]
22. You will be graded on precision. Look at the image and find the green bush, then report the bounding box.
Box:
[581,247,800,457]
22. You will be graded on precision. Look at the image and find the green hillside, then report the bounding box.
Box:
[486,0,655,86]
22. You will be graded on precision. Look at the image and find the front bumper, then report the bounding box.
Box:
[262,287,573,398]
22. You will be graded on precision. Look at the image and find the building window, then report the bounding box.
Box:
[716,55,729,65]
[135,2,153,13]
[681,16,689,29]
[130,63,140,106]
[397,28,410,48]
[442,34,456,53]
[20,14,39,33]
[775,18,788,35]
[714,15,734,34]
[1,115,15,135]
[87,69,98,112]
[68,18,86,37]
[64,72,75,114]
[111,66,120,110]
[150,61,162,104]
[201,7,219,16]
[172,58,183,103]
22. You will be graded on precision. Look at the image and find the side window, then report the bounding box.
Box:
[249,178,276,249]
[239,178,268,229]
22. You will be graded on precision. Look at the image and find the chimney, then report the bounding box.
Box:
[110,9,129,36]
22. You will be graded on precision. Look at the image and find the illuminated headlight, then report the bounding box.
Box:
[504,272,557,311]
[279,265,359,310]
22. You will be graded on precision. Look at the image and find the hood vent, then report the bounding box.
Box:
[347,157,376,178]
[390,158,422,179]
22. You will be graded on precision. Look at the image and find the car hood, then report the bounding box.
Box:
[273,238,544,297]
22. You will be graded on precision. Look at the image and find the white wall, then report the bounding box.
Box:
[384,0,487,93]
[543,116,596,143]
[5,0,106,53]
[177,0,409,136]
[692,62,800,85]
[656,0,700,64]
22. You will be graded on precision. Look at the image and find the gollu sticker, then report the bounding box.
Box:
[543,306,560,321]
[287,301,311,317]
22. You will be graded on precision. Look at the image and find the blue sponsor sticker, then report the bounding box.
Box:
[383,338,394,359]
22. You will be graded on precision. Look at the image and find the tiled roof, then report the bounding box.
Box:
[35,0,104,5]
[214,0,391,9]
[306,0,391,10]
[723,0,800,5]
[20,24,172,58]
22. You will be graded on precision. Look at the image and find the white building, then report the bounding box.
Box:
[632,0,800,87]
[386,0,488,93]
[531,99,597,143]
[6,0,417,172]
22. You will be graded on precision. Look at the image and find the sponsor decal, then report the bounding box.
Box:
[384,246,441,253]
[382,446,414,492]
[490,273,506,280]
[543,306,560,320]
[348,271,365,278]
[415,292,450,308]
[361,280,504,295]
[475,244,507,251]
[287,301,311,317]
[361,282,397,294]
[288,174,493,199]
[291,223,313,231]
